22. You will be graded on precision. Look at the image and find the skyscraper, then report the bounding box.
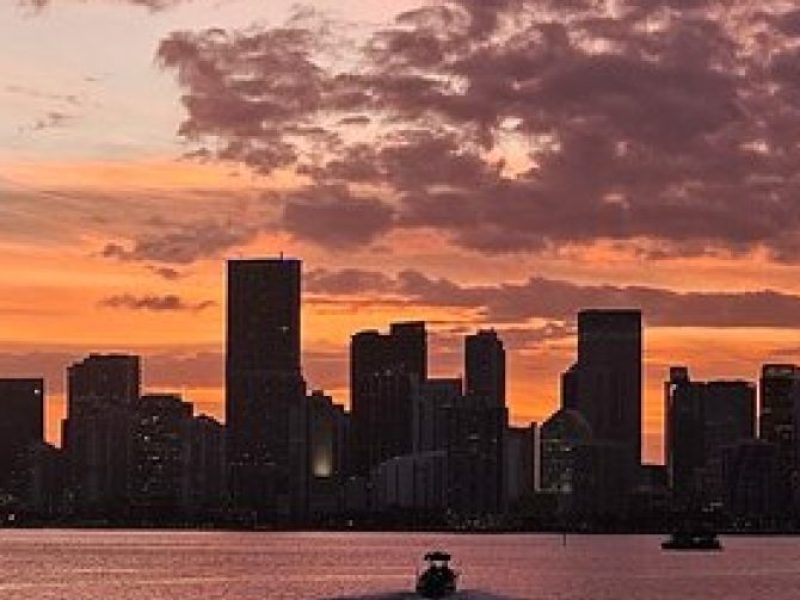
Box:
[351,321,427,475]
[129,393,193,519]
[67,354,140,419]
[759,364,798,490]
[575,309,642,481]
[0,379,44,491]
[464,330,508,511]
[465,329,505,406]
[665,367,756,505]
[63,354,140,514]
[225,257,307,518]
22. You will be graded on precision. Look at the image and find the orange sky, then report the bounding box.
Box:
[2,159,796,464]
[5,0,800,467]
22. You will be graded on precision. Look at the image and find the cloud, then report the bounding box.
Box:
[20,0,188,10]
[306,267,800,329]
[281,185,396,248]
[98,294,215,312]
[157,1,800,262]
[100,220,259,265]
[147,265,187,280]
[25,111,74,133]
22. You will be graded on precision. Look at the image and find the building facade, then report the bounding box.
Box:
[62,354,140,515]
[350,322,427,476]
[0,379,44,494]
[225,257,307,519]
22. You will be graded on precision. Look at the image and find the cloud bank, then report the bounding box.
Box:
[307,268,800,329]
[156,1,800,262]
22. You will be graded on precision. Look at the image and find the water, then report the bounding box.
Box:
[0,530,797,600]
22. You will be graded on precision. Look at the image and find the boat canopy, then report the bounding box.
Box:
[424,551,451,562]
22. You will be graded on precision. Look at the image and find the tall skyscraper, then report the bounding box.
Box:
[575,309,642,481]
[759,364,798,488]
[351,321,427,476]
[225,257,307,518]
[465,329,505,406]
[0,379,44,491]
[665,367,756,505]
[63,354,140,514]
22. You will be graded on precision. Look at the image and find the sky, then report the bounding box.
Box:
[5,0,800,463]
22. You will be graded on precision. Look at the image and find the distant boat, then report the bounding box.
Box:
[416,551,458,598]
[661,529,722,551]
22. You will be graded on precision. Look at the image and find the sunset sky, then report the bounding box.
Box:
[5,0,800,463]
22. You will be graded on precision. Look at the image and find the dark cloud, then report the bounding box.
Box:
[306,268,395,295]
[147,265,187,280]
[306,267,800,329]
[100,220,258,265]
[98,294,215,312]
[157,1,800,261]
[281,186,395,248]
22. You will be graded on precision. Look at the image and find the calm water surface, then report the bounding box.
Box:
[0,530,798,600]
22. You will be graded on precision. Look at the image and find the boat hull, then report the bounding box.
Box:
[661,539,722,551]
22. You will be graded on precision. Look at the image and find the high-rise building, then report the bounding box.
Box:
[505,423,538,506]
[465,330,505,406]
[350,322,427,476]
[412,378,462,454]
[540,408,593,495]
[129,394,193,518]
[665,367,756,505]
[225,257,307,518]
[722,440,782,519]
[540,407,627,516]
[0,379,44,491]
[407,373,507,516]
[307,390,349,518]
[62,354,140,515]
[575,309,642,482]
[66,354,140,419]
[184,415,226,517]
[759,364,798,493]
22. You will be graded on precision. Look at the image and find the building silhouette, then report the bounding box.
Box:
[62,354,140,515]
[225,257,307,519]
[350,322,427,476]
[722,439,782,519]
[665,367,756,505]
[759,364,798,505]
[306,390,350,519]
[130,394,193,519]
[462,331,507,513]
[465,330,505,406]
[128,393,225,521]
[0,379,44,492]
[505,423,539,508]
[184,414,226,517]
[574,309,642,486]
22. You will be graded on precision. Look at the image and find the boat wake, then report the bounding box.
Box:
[324,590,519,599]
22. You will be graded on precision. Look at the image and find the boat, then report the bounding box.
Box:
[416,551,458,598]
[661,529,722,551]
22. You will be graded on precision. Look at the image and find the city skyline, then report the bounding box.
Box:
[3,252,800,465]
[0,259,794,530]
[9,0,800,466]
